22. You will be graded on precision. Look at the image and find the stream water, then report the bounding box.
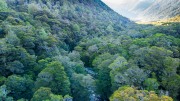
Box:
[85,67,100,101]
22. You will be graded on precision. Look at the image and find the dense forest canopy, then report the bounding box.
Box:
[0,0,179,101]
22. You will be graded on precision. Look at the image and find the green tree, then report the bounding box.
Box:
[0,76,6,85]
[5,75,34,100]
[0,85,13,101]
[48,94,64,101]
[106,25,114,33]
[143,78,159,92]
[133,46,175,77]
[71,73,95,101]
[110,86,173,101]
[31,87,55,101]
[35,61,71,95]
[133,46,180,99]
[6,61,24,74]
[92,53,118,100]
[0,0,8,12]
[110,66,147,91]
[63,95,73,101]
[28,3,41,15]
[109,56,128,90]
[72,24,80,32]
[5,31,20,46]
[161,74,180,99]
[31,87,72,101]
[33,58,52,75]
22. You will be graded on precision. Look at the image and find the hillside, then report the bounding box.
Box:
[0,0,180,101]
[132,0,180,21]
[3,0,132,48]
[131,0,155,14]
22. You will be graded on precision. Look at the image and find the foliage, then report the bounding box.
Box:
[110,86,173,101]
[0,0,179,100]
[31,87,71,101]
[0,0,9,12]
[35,61,71,96]
[70,73,95,101]
[143,78,159,92]
[5,75,34,100]
[92,53,118,100]
[0,85,13,101]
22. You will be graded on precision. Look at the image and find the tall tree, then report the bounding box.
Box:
[35,61,71,96]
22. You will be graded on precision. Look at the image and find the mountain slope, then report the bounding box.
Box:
[131,0,155,13]
[132,0,180,21]
[0,0,133,100]
[3,0,132,49]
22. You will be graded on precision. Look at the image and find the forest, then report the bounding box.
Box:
[0,0,179,101]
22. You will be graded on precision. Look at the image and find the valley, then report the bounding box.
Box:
[0,0,179,101]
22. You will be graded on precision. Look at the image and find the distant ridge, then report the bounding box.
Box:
[132,0,180,21]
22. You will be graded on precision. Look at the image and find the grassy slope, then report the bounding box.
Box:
[136,15,180,25]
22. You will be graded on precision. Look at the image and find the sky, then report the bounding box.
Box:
[101,0,150,20]
[101,0,139,7]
